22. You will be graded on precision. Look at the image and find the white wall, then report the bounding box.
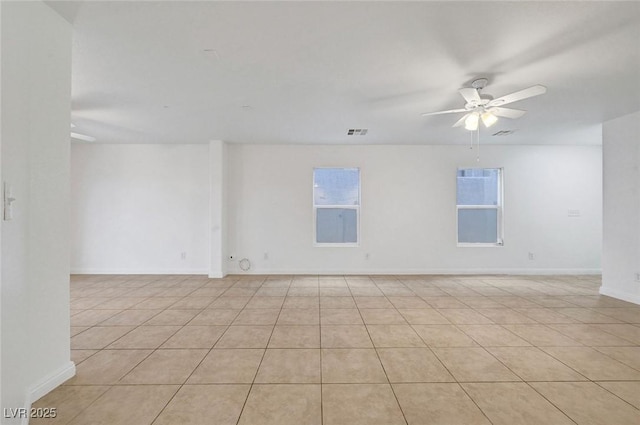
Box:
[70,144,210,274]
[1,1,74,420]
[227,144,602,274]
[601,110,640,304]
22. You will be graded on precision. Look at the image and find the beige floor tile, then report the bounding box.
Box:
[592,324,640,344]
[255,349,321,383]
[66,349,152,385]
[319,287,352,296]
[432,347,520,382]
[238,384,321,425]
[467,385,572,424]
[591,307,640,323]
[398,309,450,324]
[458,325,531,347]
[360,309,407,324]
[70,326,90,337]
[412,324,477,347]
[189,309,240,325]
[152,384,250,425]
[232,308,281,325]
[107,325,181,349]
[354,297,394,308]
[548,324,635,346]
[287,287,319,296]
[30,385,109,425]
[473,308,537,324]
[387,297,431,309]
[268,325,320,348]
[187,348,264,383]
[502,324,582,346]
[437,309,494,324]
[254,287,289,296]
[554,307,624,323]
[70,309,121,327]
[283,297,319,308]
[71,326,134,349]
[367,324,425,347]
[277,308,320,325]
[71,349,97,365]
[321,325,373,348]
[321,308,364,324]
[209,296,251,309]
[597,381,640,409]
[224,287,258,297]
[120,348,207,384]
[349,287,384,296]
[160,325,227,348]
[99,309,161,326]
[531,382,640,425]
[168,296,216,309]
[486,346,586,381]
[393,383,491,425]
[422,297,468,308]
[322,348,388,383]
[593,346,640,369]
[144,309,199,325]
[456,297,505,308]
[95,297,148,310]
[133,297,182,309]
[377,348,454,382]
[322,384,405,425]
[541,346,640,380]
[215,325,273,348]
[515,307,579,323]
[245,297,285,309]
[320,297,357,309]
[67,385,179,425]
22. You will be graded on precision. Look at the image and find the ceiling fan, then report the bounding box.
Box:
[421,78,547,131]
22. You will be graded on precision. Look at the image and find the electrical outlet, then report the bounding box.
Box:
[263,252,269,260]
[365,253,370,260]
[528,252,535,260]
[635,273,640,282]
[180,252,187,260]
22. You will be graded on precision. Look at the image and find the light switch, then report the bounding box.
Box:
[3,182,16,221]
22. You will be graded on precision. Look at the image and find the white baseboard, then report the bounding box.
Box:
[227,268,602,276]
[208,272,226,278]
[599,286,640,305]
[21,361,76,424]
[70,268,208,275]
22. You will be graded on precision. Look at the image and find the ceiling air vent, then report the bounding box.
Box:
[492,130,515,136]
[347,128,368,136]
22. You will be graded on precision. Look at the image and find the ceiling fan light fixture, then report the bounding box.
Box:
[481,111,498,128]
[464,113,479,131]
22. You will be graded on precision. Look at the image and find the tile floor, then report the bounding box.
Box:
[32,274,640,425]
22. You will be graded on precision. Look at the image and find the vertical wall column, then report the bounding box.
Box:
[601,111,640,304]
[209,140,228,277]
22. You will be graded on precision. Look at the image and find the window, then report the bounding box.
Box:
[456,168,503,246]
[313,168,360,245]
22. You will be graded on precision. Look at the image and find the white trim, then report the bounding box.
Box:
[226,268,602,276]
[70,268,208,275]
[24,361,76,423]
[599,286,640,305]
[208,272,226,278]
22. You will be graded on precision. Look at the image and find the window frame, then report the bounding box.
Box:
[312,167,361,247]
[456,167,504,248]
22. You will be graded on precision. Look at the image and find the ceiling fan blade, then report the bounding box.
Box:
[421,108,467,116]
[458,88,481,104]
[487,85,547,107]
[488,107,527,119]
[70,132,96,142]
[453,113,471,127]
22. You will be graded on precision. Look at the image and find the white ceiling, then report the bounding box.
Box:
[64,1,640,145]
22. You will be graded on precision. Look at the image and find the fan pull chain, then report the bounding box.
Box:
[476,127,480,162]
